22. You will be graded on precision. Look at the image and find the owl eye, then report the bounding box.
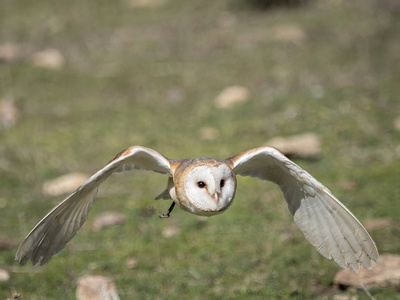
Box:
[197,181,206,188]
[220,179,225,187]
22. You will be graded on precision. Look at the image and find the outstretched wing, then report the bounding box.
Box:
[16,146,172,266]
[227,146,379,273]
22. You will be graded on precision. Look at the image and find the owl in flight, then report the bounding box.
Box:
[16,146,379,272]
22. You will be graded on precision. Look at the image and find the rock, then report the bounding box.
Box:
[166,87,183,103]
[0,237,15,251]
[393,116,400,131]
[0,98,18,129]
[30,48,65,70]
[215,85,250,109]
[273,25,306,43]
[336,180,358,191]
[76,275,119,300]
[0,43,22,62]
[332,295,357,300]
[93,212,127,230]
[310,84,325,99]
[218,12,236,29]
[363,218,393,231]
[334,254,400,289]
[265,133,321,159]
[126,257,138,269]
[42,173,89,197]
[128,0,167,8]
[199,127,219,141]
[0,269,10,282]
[162,225,179,237]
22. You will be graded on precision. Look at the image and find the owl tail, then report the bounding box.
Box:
[155,177,174,200]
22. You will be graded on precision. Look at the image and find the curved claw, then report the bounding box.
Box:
[158,202,175,219]
[158,213,171,218]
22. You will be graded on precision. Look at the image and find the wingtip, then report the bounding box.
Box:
[15,243,31,266]
[15,249,24,265]
[364,264,372,271]
[15,248,47,267]
[348,263,360,274]
[15,255,28,266]
[346,256,381,273]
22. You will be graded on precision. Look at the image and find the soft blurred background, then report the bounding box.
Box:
[1,0,400,298]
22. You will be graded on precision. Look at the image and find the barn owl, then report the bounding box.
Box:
[16,146,379,272]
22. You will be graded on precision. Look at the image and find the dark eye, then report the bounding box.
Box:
[220,179,225,187]
[197,181,206,188]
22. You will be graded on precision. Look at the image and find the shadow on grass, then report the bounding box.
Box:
[230,0,308,10]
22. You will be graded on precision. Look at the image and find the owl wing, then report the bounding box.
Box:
[227,146,379,273]
[16,146,172,266]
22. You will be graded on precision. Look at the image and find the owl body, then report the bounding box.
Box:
[16,145,379,273]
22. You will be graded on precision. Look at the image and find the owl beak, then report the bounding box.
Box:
[212,192,219,204]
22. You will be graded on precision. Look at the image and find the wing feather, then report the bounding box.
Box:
[16,146,171,266]
[228,146,379,272]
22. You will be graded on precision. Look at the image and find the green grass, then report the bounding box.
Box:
[1,0,400,298]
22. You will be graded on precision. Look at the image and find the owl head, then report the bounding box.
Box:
[173,158,236,216]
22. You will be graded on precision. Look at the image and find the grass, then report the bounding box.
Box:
[1,0,400,298]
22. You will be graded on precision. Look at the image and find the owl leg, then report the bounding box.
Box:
[159,202,175,218]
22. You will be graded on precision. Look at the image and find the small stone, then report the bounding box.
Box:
[162,225,179,237]
[0,43,22,62]
[215,85,250,109]
[199,127,219,141]
[93,212,127,230]
[31,48,65,70]
[128,0,167,8]
[393,116,400,131]
[336,180,358,191]
[363,218,393,231]
[332,295,357,300]
[0,237,15,251]
[42,173,89,197]
[0,269,10,282]
[0,98,19,129]
[334,254,400,289]
[310,84,324,99]
[218,12,236,28]
[166,88,183,103]
[273,25,306,43]
[265,132,321,159]
[126,257,138,269]
[76,275,119,300]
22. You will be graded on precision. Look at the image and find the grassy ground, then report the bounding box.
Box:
[1,0,400,298]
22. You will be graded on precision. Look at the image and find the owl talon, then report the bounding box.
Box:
[158,202,175,219]
[158,213,170,218]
